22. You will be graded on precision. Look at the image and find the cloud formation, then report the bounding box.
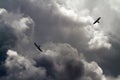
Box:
[1,43,119,80]
[84,25,111,49]
[0,0,120,80]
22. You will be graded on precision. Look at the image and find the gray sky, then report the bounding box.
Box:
[0,0,120,80]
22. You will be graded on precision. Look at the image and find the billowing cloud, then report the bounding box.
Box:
[0,0,120,80]
[0,8,34,36]
[0,8,34,77]
[84,25,111,49]
[4,50,46,80]
[1,43,84,80]
[0,8,35,56]
[1,43,119,80]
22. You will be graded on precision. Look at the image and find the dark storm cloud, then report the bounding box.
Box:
[64,59,84,80]
[0,23,17,62]
[0,0,120,80]
[3,43,112,80]
[1,43,85,80]
[0,7,33,77]
[34,53,84,80]
[3,42,119,80]
[0,22,17,77]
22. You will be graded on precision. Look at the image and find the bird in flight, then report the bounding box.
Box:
[93,17,101,24]
[34,42,43,52]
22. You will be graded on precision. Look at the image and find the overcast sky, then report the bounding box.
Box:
[0,0,120,80]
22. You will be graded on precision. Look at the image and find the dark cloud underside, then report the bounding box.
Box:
[0,0,120,80]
